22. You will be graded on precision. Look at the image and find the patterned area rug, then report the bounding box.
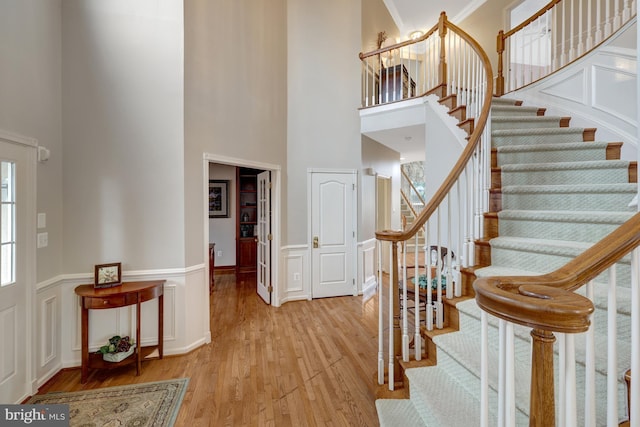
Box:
[28,378,189,426]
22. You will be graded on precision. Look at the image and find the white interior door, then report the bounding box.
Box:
[311,172,356,299]
[0,138,36,403]
[256,171,271,304]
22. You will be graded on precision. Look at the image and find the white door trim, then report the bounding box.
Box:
[307,168,358,298]
[0,130,37,400]
[203,153,283,306]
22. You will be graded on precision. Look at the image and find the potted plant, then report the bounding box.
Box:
[97,335,134,362]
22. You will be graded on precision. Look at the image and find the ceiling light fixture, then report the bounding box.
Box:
[409,30,424,40]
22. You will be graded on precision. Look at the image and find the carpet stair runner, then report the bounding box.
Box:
[377,96,636,426]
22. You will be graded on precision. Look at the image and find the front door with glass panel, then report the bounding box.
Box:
[0,139,35,403]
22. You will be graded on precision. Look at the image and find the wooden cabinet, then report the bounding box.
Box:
[380,64,416,103]
[237,168,259,273]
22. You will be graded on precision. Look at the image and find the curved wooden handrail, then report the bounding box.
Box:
[475,211,640,334]
[376,15,494,243]
[503,0,561,38]
[359,22,439,61]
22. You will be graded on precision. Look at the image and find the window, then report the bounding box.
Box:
[1,161,15,286]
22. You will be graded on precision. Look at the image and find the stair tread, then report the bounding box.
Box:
[497,209,633,223]
[501,183,637,194]
[501,159,630,172]
[455,298,632,379]
[491,97,522,106]
[405,366,498,425]
[491,105,541,115]
[493,115,565,122]
[496,141,610,153]
[376,399,427,427]
[492,127,586,136]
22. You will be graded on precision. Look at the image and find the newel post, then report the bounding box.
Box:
[438,12,448,90]
[530,329,556,427]
[391,241,402,383]
[496,30,505,96]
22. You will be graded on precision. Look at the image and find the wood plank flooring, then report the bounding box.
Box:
[36,273,381,426]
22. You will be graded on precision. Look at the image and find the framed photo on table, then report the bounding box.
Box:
[209,180,230,218]
[94,262,122,288]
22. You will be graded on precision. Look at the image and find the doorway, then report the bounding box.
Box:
[309,170,357,298]
[205,156,280,306]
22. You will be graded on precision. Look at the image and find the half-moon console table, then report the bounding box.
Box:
[74,280,165,383]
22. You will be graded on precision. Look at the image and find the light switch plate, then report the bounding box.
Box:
[37,213,46,229]
[37,232,48,248]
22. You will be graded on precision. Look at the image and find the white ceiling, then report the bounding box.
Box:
[383,0,488,40]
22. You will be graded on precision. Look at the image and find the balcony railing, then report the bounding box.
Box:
[496,0,637,95]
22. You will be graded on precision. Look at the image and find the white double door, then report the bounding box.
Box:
[310,172,356,299]
[0,137,36,403]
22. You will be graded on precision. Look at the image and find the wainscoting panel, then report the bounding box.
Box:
[0,305,17,383]
[40,295,57,366]
[280,245,309,304]
[358,238,377,296]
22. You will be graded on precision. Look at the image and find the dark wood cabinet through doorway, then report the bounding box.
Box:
[236,168,260,273]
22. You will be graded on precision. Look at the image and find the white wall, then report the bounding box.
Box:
[208,163,236,267]
[287,0,363,245]
[184,0,288,267]
[61,0,185,272]
[0,0,63,283]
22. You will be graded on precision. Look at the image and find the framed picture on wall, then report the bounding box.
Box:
[209,180,230,218]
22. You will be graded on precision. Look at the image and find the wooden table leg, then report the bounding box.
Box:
[136,298,141,376]
[159,293,163,359]
[81,303,89,384]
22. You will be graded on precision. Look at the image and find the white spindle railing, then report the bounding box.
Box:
[365,12,493,390]
[496,0,637,96]
[476,213,640,426]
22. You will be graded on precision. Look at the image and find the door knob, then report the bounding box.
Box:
[313,236,319,248]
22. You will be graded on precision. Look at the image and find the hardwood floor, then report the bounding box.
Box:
[36,273,381,426]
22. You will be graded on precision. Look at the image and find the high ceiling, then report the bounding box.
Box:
[366,0,488,163]
[383,0,487,40]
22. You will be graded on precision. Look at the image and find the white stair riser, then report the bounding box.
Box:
[497,145,607,166]
[498,216,631,244]
[493,130,585,147]
[501,190,636,212]
[492,117,563,130]
[501,165,630,186]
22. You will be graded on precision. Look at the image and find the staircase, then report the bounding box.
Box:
[376,97,637,425]
[400,197,425,249]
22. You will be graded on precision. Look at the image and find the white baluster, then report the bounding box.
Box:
[388,242,394,390]
[587,0,593,51]
[623,0,632,21]
[559,333,566,427]
[481,311,489,427]
[561,0,567,66]
[426,225,433,331]
[414,234,421,360]
[569,0,576,61]
[402,241,409,362]
[498,320,506,427]
[435,208,443,329]
[605,0,613,37]
[577,0,584,57]
[614,0,622,30]
[506,322,516,427]
[584,280,596,427]
[607,265,619,426]
[595,0,603,44]
[564,334,577,427]
[631,249,640,424]
[377,240,384,385]
[446,193,453,299]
